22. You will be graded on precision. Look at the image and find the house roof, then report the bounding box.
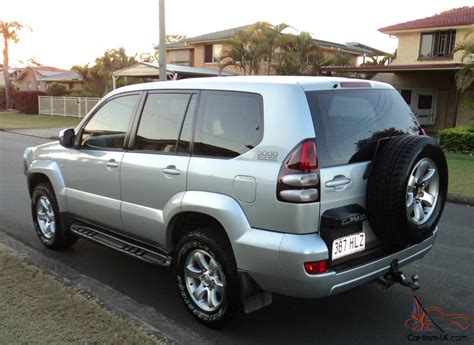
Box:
[112,62,236,78]
[379,6,474,33]
[37,70,83,82]
[166,25,252,49]
[15,66,83,82]
[167,23,385,57]
[186,25,252,43]
[345,42,391,56]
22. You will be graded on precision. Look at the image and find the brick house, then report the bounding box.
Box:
[166,24,386,76]
[322,7,474,131]
[14,66,83,92]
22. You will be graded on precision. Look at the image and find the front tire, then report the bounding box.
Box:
[31,183,77,250]
[175,228,240,328]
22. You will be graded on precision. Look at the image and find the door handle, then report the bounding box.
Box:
[106,159,119,168]
[162,165,181,176]
[325,175,351,189]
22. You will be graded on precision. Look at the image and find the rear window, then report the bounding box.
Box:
[306,89,420,167]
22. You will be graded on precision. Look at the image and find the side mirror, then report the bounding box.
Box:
[59,128,76,148]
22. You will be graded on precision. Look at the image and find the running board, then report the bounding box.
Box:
[70,222,171,267]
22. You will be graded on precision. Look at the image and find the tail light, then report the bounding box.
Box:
[304,260,327,274]
[277,139,320,203]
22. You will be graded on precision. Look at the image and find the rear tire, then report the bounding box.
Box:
[367,135,448,245]
[175,227,240,328]
[31,183,77,250]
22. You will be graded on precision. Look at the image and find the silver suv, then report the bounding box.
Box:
[23,76,448,327]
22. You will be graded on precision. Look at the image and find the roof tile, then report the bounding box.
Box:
[379,6,474,33]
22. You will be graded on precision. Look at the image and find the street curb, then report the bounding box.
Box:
[0,231,212,345]
[0,128,58,140]
[447,194,473,206]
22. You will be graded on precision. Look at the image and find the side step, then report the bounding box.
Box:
[70,222,171,267]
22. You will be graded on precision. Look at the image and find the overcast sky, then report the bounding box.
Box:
[3,0,472,69]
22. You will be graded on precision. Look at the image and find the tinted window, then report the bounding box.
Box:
[177,94,197,153]
[81,94,138,149]
[306,89,419,167]
[134,93,191,153]
[194,91,263,158]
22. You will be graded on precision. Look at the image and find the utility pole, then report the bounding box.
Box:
[159,0,167,81]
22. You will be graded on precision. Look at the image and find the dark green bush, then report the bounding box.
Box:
[46,83,67,96]
[439,126,474,153]
[12,91,47,114]
[0,86,5,109]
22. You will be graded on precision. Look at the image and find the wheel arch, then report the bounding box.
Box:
[27,160,68,211]
[166,191,252,258]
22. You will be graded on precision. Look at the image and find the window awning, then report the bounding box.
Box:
[320,63,465,73]
[112,62,235,78]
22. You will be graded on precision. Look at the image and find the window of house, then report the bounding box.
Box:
[417,95,433,110]
[134,93,191,153]
[81,94,139,149]
[204,44,223,63]
[193,91,263,158]
[169,49,191,65]
[69,82,74,89]
[401,90,412,105]
[419,30,456,58]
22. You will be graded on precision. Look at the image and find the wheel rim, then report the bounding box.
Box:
[36,196,56,239]
[184,249,226,312]
[406,158,439,226]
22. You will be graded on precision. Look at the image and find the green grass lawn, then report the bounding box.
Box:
[0,247,160,344]
[0,112,82,129]
[445,152,474,198]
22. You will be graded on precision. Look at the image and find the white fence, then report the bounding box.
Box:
[38,96,101,117]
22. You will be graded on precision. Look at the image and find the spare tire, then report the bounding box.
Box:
[367,135,448,245]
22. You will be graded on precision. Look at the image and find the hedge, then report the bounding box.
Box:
[12,91,47,114]
[439,126,474,154]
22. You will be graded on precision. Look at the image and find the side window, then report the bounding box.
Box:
[81,94,138,149]
[134,93,191,153]
[177,94,197,153]
[193,91,263,158]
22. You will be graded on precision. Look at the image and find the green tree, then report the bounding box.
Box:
[454,30,474,92]
[273,32,325,75]
[46,83,67,96]
[73,47,137,96]
[1,21,30,109]
[220,22,287,75]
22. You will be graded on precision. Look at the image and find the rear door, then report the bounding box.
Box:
[305,88,420,262]
[120,91,196,247]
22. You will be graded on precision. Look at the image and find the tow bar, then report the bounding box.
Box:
[376,260,420,291]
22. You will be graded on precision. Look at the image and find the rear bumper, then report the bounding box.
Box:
[236,228,437,299]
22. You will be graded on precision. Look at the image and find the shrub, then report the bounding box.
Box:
[11,91,47,114]
[439,126,474,154]
[0,86,5,110]
[46,83,67,96]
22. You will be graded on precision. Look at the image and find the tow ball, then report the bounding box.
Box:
[376,260,420,291]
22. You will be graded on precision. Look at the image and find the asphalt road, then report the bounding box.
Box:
[1,131,473,345]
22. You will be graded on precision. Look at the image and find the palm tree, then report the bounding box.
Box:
[220,23,268,76]
[220,22,290,76]
[454,30,474,92]
[1,21,28,109]
[273,32,324,75]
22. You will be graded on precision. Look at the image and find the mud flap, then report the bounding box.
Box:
[238,271,272,313]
